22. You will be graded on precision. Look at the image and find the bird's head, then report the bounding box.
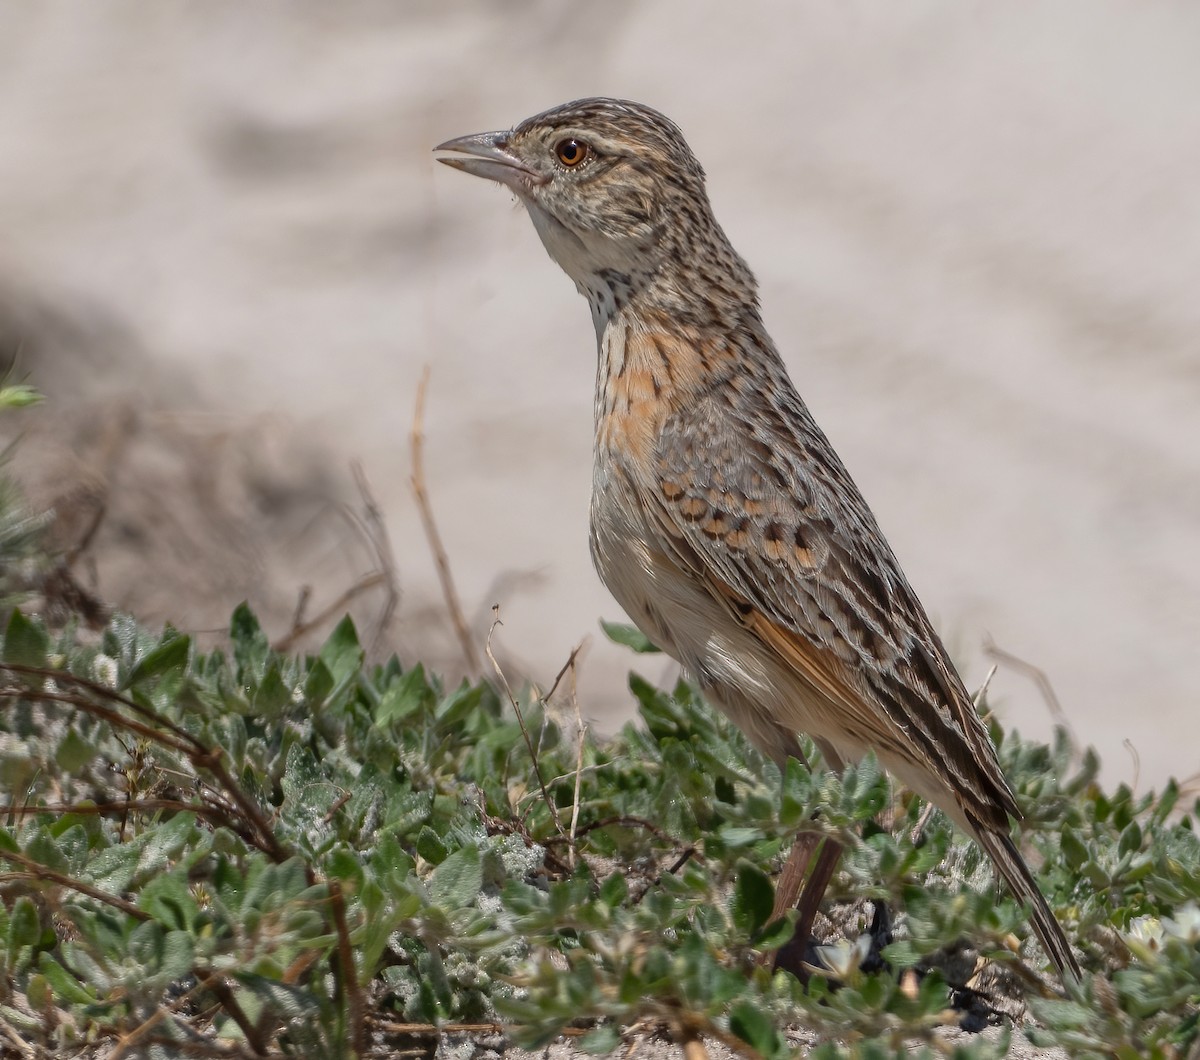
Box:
[436,98,717,291]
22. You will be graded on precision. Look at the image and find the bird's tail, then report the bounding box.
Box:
[970,822,1081,983]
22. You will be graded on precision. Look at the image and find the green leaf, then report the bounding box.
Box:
[229,603,270,676]
[6,895,42,951]
[428,843,482,909]
[252,662,293,716]
[730,860,774,938]
[0,383,43,408]
[755,913,795,952]
[23,828,67,875]
[600,620,661,653]
[304,657,334,704]
[319,614,363,684]
[1061,828,1089,871]
[436,681,484,729]
[55,728,95,773]
[139,872,200,931]
[280,744,337,849]
[729,999,782,1057]
[128,632,190,686]
[234,973,323,1019]
[416,826,449,865]
[37,953,99,1006]
[88,813,198,893]
[600,872,628,908]
[375,665,433,726]
[1119,820,1144,859]
[579,1025,621,1054]
[3,609,48,668]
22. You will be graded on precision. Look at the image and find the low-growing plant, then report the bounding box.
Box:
[0,597,1196,1058]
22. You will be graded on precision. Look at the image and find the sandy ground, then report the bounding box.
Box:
[1,0,1197,808]
[501,1026,1067,1060]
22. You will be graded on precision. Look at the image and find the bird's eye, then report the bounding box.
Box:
[554,138,589,167]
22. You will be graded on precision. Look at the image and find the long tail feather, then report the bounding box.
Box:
[971,824,1081,983]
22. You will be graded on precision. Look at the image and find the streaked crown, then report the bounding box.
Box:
[436,97,757,332]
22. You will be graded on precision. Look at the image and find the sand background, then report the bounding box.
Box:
[1,2,1197,790]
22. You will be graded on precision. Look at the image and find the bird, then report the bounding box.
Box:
[435,97,1080,983]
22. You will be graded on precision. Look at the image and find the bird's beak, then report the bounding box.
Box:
[434,131,544,192]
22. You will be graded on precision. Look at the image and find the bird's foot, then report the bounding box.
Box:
[771,899,893,986]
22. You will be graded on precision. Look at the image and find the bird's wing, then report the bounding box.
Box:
[648,360,1019,827]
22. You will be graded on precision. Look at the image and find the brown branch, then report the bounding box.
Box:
[0,1015,42,1059]
[3,663,201,748]
[0,848,150,921]
[270,465,398,655]
[410,366,480,676]
[476,792,573,879]
[0,679,197,756]
[207,977,271,1057]
[569,658,586,871]
[1,797,233,828]
[0,795,263,853]
[1124,739,1142,795]
[270,572,386,654]
[372,1018,567,1036]
[282,585,312,647]
[198,753,295,869]
[672,1010,765,1060]
[674,1023,710,1060]
[109,1033,265,1059]
[322,791,352,824]
[39,563,110,629]
[63,496,109,569]
[328,880,366,1056]
[543,642,586,705]
[664,847,697,876]
[542,815,682,848]
[0,669,295,868]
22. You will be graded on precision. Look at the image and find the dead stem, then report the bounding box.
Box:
[410,366,480,676]
[982,636,1080,764]
[0,848,150,922]
[329,879,367,1056]
[485,608,564,839]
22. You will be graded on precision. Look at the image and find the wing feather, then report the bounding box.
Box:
[648,365,1020,826]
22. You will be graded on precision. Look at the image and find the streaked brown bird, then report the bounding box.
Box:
[435,97,1080,982]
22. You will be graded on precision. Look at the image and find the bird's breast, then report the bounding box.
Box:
[593,316,663,469]
[593,315,723,466]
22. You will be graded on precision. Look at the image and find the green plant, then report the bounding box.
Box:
[0,606,1195,1058]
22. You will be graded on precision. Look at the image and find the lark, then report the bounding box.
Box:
[436,98,1080,982]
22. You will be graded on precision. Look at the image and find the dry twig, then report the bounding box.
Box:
[329,879,367,1056]
[0,848,149,922]
[983,636,1081,763]
[410,366,480,676]
[485,609,564,839]
[272,465,398,654]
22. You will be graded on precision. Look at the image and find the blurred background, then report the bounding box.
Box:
[1,2,1196,785]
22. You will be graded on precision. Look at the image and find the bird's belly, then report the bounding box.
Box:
[588,470,684,655]
[589,457,897,769]
[589,467,858,763]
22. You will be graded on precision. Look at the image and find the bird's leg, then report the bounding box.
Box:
[794,836,844,952]
[771,836,844,981]
[755,829,820,971]
[768,746,850,978]
[769,829,821,925]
